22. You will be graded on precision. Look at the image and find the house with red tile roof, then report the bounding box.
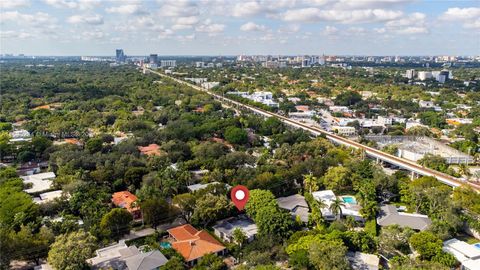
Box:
[112,191,141,219]
[167,224,226,266]
[138,144,163,156]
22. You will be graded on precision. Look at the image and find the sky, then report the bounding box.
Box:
[0,0,479,56]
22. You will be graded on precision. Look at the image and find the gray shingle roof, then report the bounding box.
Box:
[377,205,431,231]
[124,250,168,270]
[276,194,310,222]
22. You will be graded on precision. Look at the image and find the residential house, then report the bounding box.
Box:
[112,191,142,219]
[33,190,64,204]
[17,162,41,176]
[312,190,337,221]
[186,182,231,193]
[213,215,258,243]
[20,172,56,194]
[312,190,363,221]
[138,144,162,156]
[276,194,310,223]
[167,224,226,266]
[9,129,31,142]
[88,240,168,270]
[347,252,379,270]
[443,238,480,270]
[377,205,431,231]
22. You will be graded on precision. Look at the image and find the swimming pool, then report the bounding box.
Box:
[342,196,357,204]
[160,242,171,249]
[474,243,480,250]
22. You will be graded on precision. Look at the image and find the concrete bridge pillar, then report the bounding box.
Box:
[410,171,418,180]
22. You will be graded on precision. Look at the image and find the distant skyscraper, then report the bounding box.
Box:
[149,54,158,64]
[116,49,125,63]
[406,69,415,79]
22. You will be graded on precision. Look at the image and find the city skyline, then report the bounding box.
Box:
[0,0,479,56]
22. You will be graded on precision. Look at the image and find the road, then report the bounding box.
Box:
[146,68,480,191]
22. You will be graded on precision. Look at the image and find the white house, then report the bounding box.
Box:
[213,216,258,243]
[20,172,56,194]
[443,238,480,270]
[312,190,363,221]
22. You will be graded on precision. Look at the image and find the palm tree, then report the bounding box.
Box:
[329,198,345,220]
[303,173,319,194]
[458,163,471,179]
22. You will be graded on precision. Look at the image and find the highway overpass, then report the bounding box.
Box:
[146,68,480,191]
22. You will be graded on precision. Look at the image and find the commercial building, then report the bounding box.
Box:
[116,49,126,63]
[405,69,415,79]
[149,54,158,65]
[365,135,474,164]
[160,60,176,68]
[332,126,356,136]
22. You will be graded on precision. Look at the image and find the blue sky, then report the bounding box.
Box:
[0,0,479,56]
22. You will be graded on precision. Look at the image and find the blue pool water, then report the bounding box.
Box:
[342,196,357,204]
[160,242,171,249]
[474,243,480,250]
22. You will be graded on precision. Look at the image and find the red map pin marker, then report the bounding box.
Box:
[231,185,249,211]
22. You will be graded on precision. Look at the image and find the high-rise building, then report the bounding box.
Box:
[406,69,415,79]
[418,71,432,81]
[149,54,158,64]
[116,49,125,63]
[160,60,176,68]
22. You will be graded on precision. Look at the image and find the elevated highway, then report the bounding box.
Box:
[146,68,480,191]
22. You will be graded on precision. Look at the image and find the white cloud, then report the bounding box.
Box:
[441,7,480,20]
[331,0,413,10]
[322,25,338,35]
[106,4,146,15]
[0,30,34,39]
[384,12,428,34]
[43,0,99,10]
[44,0,76,8]
[441,7,480,30]
[232,1,264,17]
[195,20,226,35]
[240,22,267,32]
[67,14,103,25]
[232,0,295,18]
[0,11,56,26]
[158,0,198,17]
[171,16,199,30]
[395,26,428,34]
[282,8,403,23]
[278,24,300,34]
[80,30,106,40]
[0,0,30,9]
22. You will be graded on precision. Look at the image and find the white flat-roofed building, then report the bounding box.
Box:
[160,60,176,68]
[213,215,258,243]
[418,71,432,81]
[33,190,64,204]
[312,190,363,221]
[312,190,337,221]
[186,182,231,193]
[21,172,56,194]
[332,126,356,136]
[443,238,480,270]
[329,106,350,113]
[201,82,220,89]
